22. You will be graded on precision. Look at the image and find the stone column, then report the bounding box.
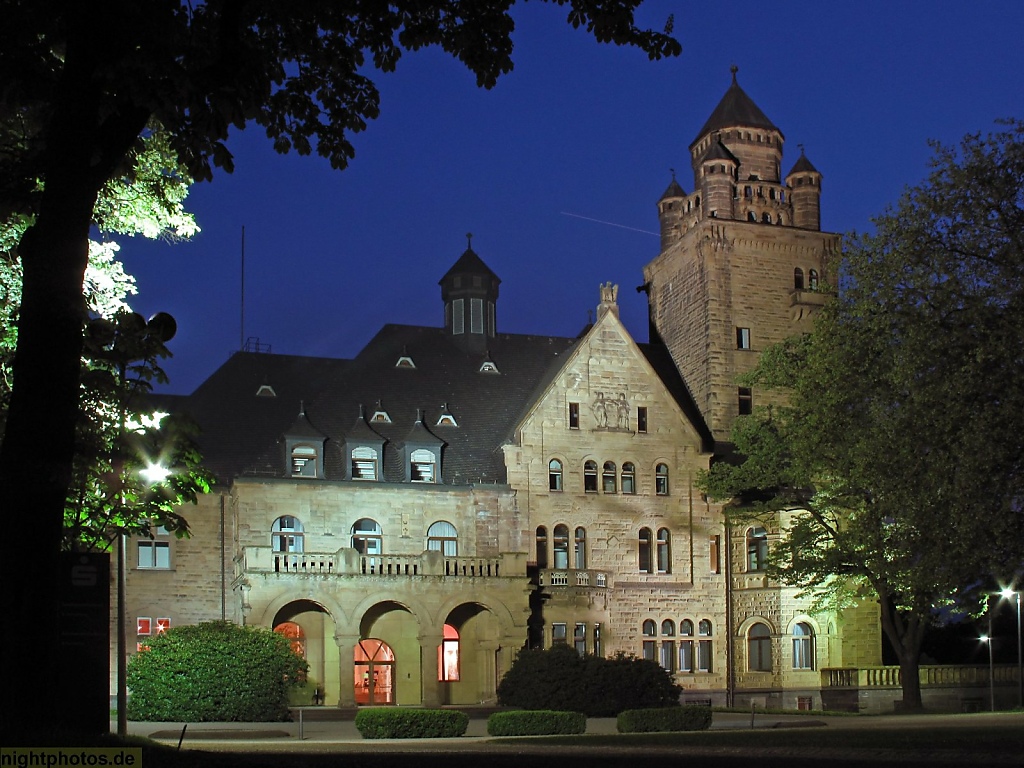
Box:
[334,632,360,708]
[418,630,444,707]
[477,642,499,702]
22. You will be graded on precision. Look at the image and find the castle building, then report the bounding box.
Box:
[115,71,881,712]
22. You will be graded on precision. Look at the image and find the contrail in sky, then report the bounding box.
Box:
[560,211,659,236]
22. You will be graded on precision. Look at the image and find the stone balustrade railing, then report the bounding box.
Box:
[822,664,1020,688]
[240,547,526,578]
[539,568,609,588]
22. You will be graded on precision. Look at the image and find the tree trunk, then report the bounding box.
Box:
[876,589,928,712]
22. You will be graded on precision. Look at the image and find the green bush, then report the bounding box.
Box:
[617,704,712,733]
[497,645,681,717]
[487,710,586,736]
[126,620,307,722]
[354,708,469,739]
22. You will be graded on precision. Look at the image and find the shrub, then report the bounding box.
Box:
[126,620,307,722]
[487,710,586,736]
[354,708,469,739]
[617,704,712,733]
[497,645,681,717]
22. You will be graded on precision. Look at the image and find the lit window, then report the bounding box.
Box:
[574,527,586,569]
[655,464,669,496]
[657,528,671,573]
[535,526,548,568]
[739,387,753,415]
[351,446,378,480]
[548,459,563,491]
[410,448,436,483]
[553,524,569,569]
[709,535,720,574]
[621,462,636,494]
[351,518,382,556]
[736,327,751,350]
[749,622,772,672]
[793,622,815,670]
[427,520,458,556]
[602,461,617,493]
[637,407,648,433]
[697,620,713,672]
[584,460,598,493]
[438,624,460,681]
[639,527,653,573]
[272,516,304,553]
[569,402,580,429]
[291,445,318,477]
[747,526,768,571]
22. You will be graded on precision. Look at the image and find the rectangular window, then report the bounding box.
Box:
[697,640,713,672]
[568,402,580,429]
[637,406,648,433]
[488,301,496,337]
[642,640,656,661]
[709,535,720,574]
[679,640,694,673]
[593,624,602,658]
[574,623,587,656]
[660,640,676,672]
[551,623,567,645]
[738,387,753,415]
[452,298,465,335]
[736,327,751,349]
[138,540,170,569]
[470,298,483,334]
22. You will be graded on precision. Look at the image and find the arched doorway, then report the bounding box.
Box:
[354,638,395,705]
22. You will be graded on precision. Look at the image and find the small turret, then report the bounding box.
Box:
[785,148,822,231]
[438,234,500,354]
[657,172,687,250]
[699,136,739,221]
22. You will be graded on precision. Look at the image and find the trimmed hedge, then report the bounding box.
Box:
[354,708,469,739]
[486,710,587,736]
[617,704,712,733]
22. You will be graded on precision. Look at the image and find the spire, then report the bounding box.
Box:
[690,66,782,149]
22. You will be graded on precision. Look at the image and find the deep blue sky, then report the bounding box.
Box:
[119,1,1024,394]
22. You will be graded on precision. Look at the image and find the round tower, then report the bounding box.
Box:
[657,173,687,250]
[785,149,822,231]
[699,137,738,220]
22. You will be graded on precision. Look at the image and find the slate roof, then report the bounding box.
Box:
[438,247,500,286]
[787,151,820,177]
[659,177,687,200]
[691,68,782,148]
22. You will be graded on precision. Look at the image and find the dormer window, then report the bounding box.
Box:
[479,359,499,374]
[410,448,437,483]
[395,355,416,369]
[371,409,392,423]
[436,405,458,427]
[256,384,277,397]
[291,445,318,477]
[351,446,379,480]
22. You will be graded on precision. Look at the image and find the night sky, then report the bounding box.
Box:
[116,1,1024,394]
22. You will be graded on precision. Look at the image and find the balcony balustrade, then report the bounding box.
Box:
[239,547,524,579]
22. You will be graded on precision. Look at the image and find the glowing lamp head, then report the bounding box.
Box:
[141,463,171,484]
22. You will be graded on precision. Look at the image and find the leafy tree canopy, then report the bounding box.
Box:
[703,119,1024,710]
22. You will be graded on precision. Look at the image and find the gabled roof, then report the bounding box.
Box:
[691,68,781,148]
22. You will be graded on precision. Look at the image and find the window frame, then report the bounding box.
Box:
[655,463,669,496]
[426,520,458,556]
[548,459,563,491]
[748,622,773,672]
[583,460,598,493]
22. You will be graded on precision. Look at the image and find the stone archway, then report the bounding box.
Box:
[353,638,395,705]
[272,599,336,706]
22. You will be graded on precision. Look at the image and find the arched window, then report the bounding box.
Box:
[602,461,617,493]
[749,622,772,671]
[793,622,815,670]
[697,620,713,672]
[553,524,569,569]
[747,526,768,571]
[621,462,636,494]
[679,619,694,673]
[657,528,671,573]
[641,619,657,661]
[808,269,819,290]
[638,527,653,573]
[351,446,378,480]
[794,267,805,290]
[584,460,598,493]
[438,624,460,681]
[655,464,669,496]
[574,527,587,569]
[660,620,676,672]
[410,448,437,483]
[548,459,563,491]
[535,526,548,569]
[747,210,757,222]
[426,520,457,556]
[272,516,304,553]
[661,620,675,636]
[291,445,318,477]
[351,518,382,555]
[762,212,771,223]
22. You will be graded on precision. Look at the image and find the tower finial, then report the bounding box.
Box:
[466,232,473,250]
[730,64,739,83]
[670,167,676,180]
[798,143,806,155]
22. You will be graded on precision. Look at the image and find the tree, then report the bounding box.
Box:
[0,1,679,735]
[702,120,1024,711]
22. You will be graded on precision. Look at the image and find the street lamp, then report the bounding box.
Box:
[999,587,1023,708]
[980,631,995,712]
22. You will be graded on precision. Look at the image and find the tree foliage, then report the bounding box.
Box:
[702,119,1024,710]
[127,621,308,722]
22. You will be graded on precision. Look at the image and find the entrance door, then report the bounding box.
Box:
[354,638,395,705]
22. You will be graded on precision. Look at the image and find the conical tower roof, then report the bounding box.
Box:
[690,67,781,148]
[787,150,820,177]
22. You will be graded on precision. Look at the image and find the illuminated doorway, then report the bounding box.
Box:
[354,638,395,705]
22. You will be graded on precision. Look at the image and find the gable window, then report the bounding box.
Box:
[583,460,598,493]
[535,526,548,569]
[793,622,815,670]
[655,464,669,496]
[657,528,671,573]
[137,526,170,569]
[679,620,694,672]
[749,622,772,672]
[736,327,751,350]
[638,527,653,573]
[697,620,713,672]
[568,402,580,429]
[351,518,382,556]
[794,268,805,290]
[351,446,379,480]
[574,527,587,569]
[427,520,458,556]
[602,461,617,493]
[272,516,304,553]
[291,445,318,477]
[548,459,563,491]
[637,407,648,433]
[621,462,636,494]
[747,526,768,571]
[738,387,753,415]
[410,448,437,483]
[553,524,569,569]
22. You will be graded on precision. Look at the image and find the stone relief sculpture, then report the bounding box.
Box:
[591,391,629,430]
[600,282,618,303]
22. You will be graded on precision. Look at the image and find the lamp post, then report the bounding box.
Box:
[980,630,994,712]
[1000,588,1023,708]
